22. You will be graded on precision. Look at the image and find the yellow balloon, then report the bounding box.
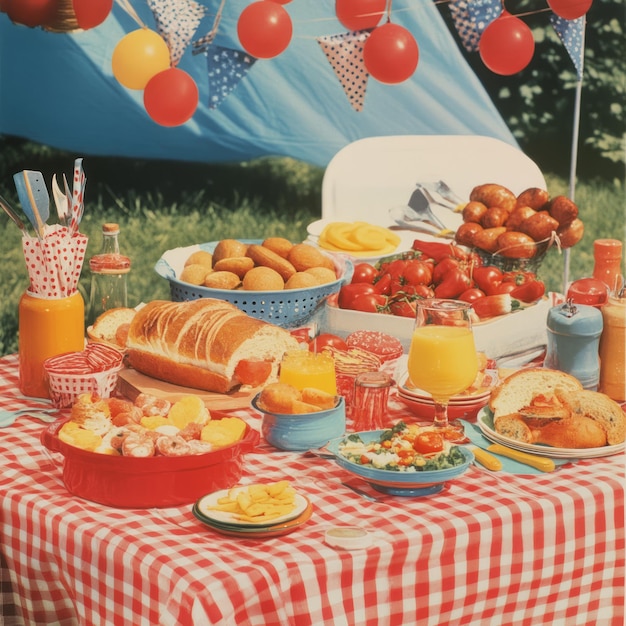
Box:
[112,28,171,90]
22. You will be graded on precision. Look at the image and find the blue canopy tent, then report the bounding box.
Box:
[0,0,517,167]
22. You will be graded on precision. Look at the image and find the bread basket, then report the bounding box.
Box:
[155,240,352,328]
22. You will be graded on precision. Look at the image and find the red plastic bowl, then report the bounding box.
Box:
[41,419,259,508]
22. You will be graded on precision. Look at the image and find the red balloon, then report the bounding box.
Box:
[335,0,385,32]
[72,0,112,29]
[547,0,593,20]
[5,0,58,27]
[144,68,199,127]
[363,23,419,84]
[479,11,535,76]
[237,1,292,59]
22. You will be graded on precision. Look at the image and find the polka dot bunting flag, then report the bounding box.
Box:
[205,45,256,110]
[550,14,584,80]
[148,0,208,67]
[448,0,501,52]
[316,31,370,112]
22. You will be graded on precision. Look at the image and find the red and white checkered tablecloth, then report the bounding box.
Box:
[0,353,624,626]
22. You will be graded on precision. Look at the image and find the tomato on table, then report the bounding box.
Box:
[308,333,348,353]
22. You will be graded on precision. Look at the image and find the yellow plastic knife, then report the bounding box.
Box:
[486,444,556,473]
[470,446,503,471]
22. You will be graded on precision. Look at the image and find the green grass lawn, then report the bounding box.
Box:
[0,157,624,356]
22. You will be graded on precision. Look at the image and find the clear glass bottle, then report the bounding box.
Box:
[592,239,623,295]
[87,223,131,326]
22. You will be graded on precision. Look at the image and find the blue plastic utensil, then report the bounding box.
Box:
[13,170,50,238]
[0,408,58,428]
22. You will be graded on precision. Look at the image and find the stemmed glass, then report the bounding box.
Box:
[407,299,478,432]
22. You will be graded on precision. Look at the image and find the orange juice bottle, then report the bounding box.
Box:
[598,294,626,402]
[18,290,85,398]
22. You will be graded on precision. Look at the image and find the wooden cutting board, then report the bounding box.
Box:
[116,368,258,411]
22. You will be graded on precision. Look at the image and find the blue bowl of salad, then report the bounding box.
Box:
[326,422,474,497]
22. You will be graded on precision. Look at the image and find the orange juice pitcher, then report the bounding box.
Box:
[18,290,85,398]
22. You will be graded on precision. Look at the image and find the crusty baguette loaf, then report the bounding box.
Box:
[126,299,299,393]
[489,368,583,420]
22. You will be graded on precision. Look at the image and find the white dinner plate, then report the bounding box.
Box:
[477,407,625,459]
[195,486,308,527]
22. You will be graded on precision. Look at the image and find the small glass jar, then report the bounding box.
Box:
[18,290,85,398]
[351,371,393,431]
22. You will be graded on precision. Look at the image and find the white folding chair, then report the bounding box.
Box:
[321,135,546,227]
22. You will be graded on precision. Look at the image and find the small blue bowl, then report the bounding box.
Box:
[251,395,346,451]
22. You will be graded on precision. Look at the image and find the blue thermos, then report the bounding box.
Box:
[544,300,603,390]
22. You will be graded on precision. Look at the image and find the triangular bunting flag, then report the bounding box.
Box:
[148,0,208,66]
[205,46,257,110]
[316,31,370,112]
[449,0,501,52]
[550,14,585,81]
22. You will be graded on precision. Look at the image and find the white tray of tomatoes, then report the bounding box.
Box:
[322,239,553,362]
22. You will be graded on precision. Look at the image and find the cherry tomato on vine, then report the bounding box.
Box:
[374,273,392,295]
[490,281,518,295]
[338,283,376,309]
[351,262,378,284]
[403,259,433,286]
[388,299,417,318]
[510,280,545,303]
[472,266,504,295]
[384,259,410,279]
[458,287,486,303]
[349,293,388,313]
[432,257,461,285]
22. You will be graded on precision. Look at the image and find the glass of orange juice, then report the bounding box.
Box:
[279,350,337,395]
[407,299,478,430]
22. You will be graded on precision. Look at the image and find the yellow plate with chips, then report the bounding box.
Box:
[194,481,309,528]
